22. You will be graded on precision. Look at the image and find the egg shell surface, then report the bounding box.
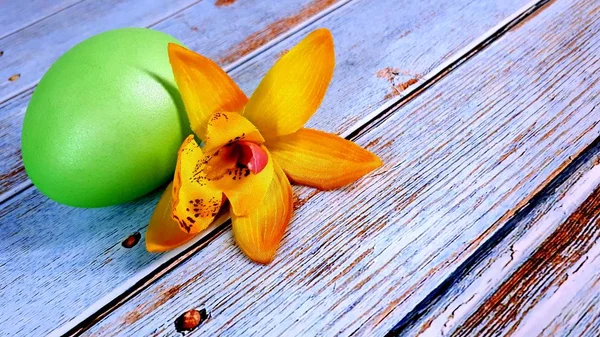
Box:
[22,28,189,207]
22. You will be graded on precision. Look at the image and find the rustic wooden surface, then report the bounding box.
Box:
[0,0,81,40]
[393,140,600,336]
[0,0,537,335]
[82,0,600,335]
[2,0,600,336]
[0,0,344,334]
[456,184,600,337]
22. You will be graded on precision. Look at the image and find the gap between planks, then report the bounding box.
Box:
[0,0,354,206]
[50,0,556,335]
[346,0,554,140]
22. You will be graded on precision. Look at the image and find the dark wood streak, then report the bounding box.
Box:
[218,0,345,64]
[0,149,23,189]
[215,0,236,7]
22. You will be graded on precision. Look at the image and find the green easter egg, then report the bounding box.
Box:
[22,28,189,208]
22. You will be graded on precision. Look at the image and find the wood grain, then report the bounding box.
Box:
[455,184,600,337]
[0,0,536,335]
[392,141,600,336]
[0,0,82,40]
[0,0,340,105]
[82,0,600,335]
[0,0,199,103]
[0,0,530,197]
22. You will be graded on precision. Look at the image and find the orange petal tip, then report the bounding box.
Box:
[268,129,382,190]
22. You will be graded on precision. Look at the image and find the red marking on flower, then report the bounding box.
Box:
[237,141,268,174]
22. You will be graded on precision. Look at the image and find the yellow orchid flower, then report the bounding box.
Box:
[146,29,382,264]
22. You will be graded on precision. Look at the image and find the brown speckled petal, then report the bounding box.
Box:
[172,135,224,234]
[146,182,197,252]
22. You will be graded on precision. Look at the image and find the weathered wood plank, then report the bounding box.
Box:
[0,0,82,40]
[393,141,600,336]
[455,183,600,337]
[0,0,198,102]
[83,0,600,335]
[0,0,530,198]
[0,0,534,335]
[526,264,600,337]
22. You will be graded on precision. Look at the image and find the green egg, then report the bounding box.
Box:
[22,28,190,208]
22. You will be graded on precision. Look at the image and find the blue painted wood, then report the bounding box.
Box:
[0,0,342,198]
[396,140,600,336]
[81,0,600,335]
[0,190,161,336]
[0,0,198,103]
[450,176,600,337]
[0,0,537,335]
[0,0,82,40]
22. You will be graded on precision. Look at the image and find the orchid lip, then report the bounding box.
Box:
[236,141,268,174]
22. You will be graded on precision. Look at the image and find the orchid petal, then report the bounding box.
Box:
[268,128,382,190]
[243,29,335,140]
[168,44,248,139]
[172,135,224,234]
[146,182,196,252]
[232,161,293,264]
[203,112,264,155]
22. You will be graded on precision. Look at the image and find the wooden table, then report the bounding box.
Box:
[1,0,599,336]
